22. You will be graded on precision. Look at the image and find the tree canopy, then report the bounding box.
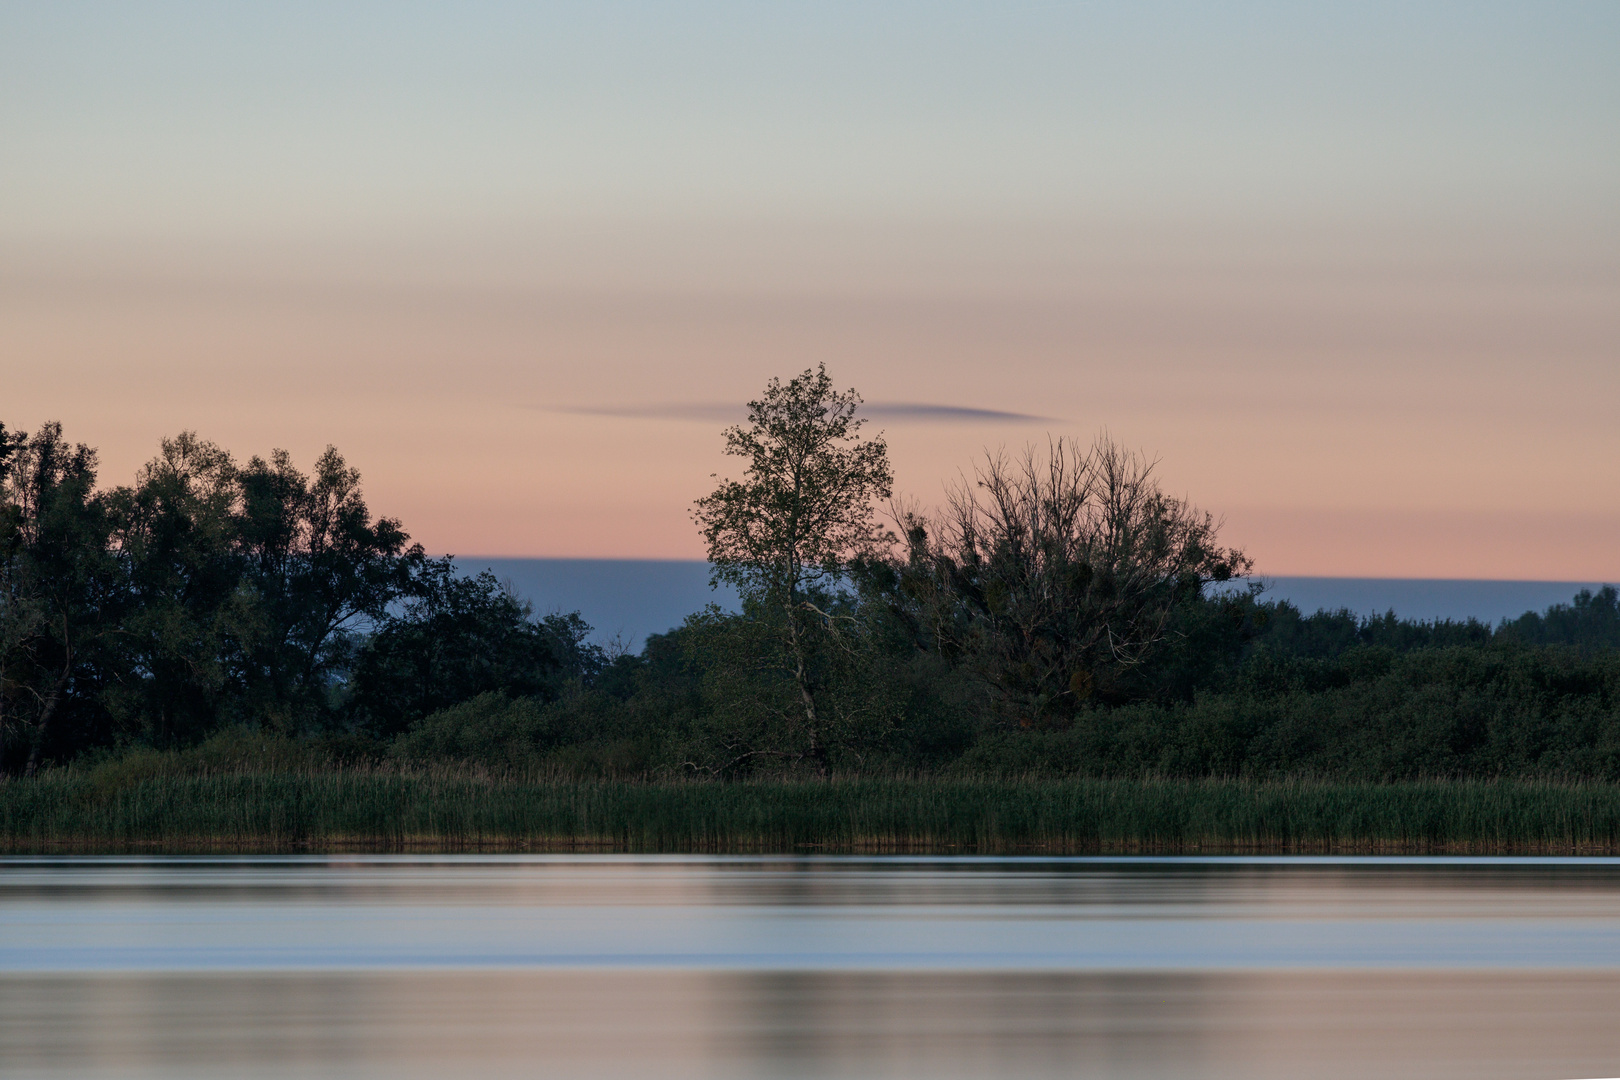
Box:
[694,364,893,603]
[0,424,602,773]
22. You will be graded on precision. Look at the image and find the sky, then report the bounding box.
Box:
[3,2,1618,578]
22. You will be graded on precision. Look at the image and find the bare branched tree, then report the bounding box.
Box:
[890,435,1250,727]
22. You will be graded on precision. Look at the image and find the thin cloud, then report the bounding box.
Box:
[863,403,1057,423]
[550,401,1058,424]
[554,403,742,422]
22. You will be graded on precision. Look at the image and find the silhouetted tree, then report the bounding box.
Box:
[102,433,250,746]
[0,423,119,773]
[1499,586,1620,649]
[233,446,417,726]
[692,365,893,773]
[888,436,1250,727]
[347,559,600,737]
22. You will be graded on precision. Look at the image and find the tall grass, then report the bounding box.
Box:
[6,765,1620,852]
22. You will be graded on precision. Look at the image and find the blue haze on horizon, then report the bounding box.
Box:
[460,559,1608,651]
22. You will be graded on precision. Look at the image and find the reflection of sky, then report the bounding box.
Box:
[4,4,1618,577]
[12,856,1620,1077]
[9,855,1620,972]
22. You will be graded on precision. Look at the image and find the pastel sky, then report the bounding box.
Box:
[4,2,1617,577]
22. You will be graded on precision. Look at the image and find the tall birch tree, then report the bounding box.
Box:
[692,365,893,773]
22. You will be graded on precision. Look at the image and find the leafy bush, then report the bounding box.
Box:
[389,692,554,771]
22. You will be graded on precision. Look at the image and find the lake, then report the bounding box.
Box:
[456,559,1608,649]
[5,855,1620,1079]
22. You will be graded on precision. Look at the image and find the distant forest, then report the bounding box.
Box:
[5,371,1620,781]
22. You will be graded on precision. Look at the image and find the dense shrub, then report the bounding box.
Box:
[389,693,553,770]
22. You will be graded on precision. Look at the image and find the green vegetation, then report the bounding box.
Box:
[8,739,1620,852]
[0,421,595,774]
[693,363,897,774]
[6,366,1620,857]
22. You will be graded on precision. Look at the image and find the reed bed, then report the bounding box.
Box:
[6,768,1620,853]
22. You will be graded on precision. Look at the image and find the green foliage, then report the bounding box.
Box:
[390,692,553,770]
[229,445,415,725]
[9,769,1620,853]
[694,364,893,600]
[0,421,600,773]
[347,560,600,737]
[69,727,342,803]
[6,408,1620,797]
[692,366,894,773]
[948,641,1620,781]
[671,601,905,776]
[0,422,117,774]
[103,432,265,745]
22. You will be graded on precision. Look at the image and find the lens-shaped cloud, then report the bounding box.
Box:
[552,402,1057,424]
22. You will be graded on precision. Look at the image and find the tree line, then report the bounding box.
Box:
[0,422,596,774]
[6,367,1620,779]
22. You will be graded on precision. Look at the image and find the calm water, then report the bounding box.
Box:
[457,559,1607,648]
[5,855,1620,1079]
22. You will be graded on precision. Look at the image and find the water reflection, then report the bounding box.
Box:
[7,969,1620,1080]
[4,856,1620,1079]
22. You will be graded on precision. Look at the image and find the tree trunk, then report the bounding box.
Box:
[22,672,66,778]
[0,661,8,780]
[784,603,826,777]
[22,635,71,778]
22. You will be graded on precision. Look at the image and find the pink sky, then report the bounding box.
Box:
[4,6,1617,579]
